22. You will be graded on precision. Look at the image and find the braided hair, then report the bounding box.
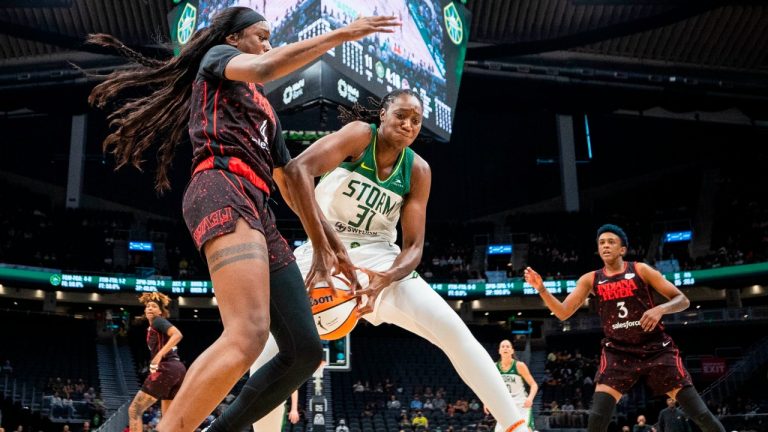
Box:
[88,7,259,192]
[138,292,172,317]
[338,88,423,125]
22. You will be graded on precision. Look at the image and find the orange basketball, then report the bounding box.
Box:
[309,276,359,341]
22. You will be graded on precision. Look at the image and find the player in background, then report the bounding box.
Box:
[524,224,725,432]
[487,340,538,432]
[130,293,186,432]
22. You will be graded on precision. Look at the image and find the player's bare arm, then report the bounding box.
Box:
[636,262,690,332]
[524,267,593,321]
[282,121,372,290]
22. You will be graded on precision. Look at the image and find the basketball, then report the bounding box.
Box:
[309,276,360,341]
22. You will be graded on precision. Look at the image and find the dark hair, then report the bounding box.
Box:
[339,88,423,125]
[88,7,259,192]
[596,224,628,247]
[139,292,172,316]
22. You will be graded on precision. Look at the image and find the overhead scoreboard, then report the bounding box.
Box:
[170,0,470,141]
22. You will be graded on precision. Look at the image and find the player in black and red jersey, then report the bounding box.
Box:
[88,7,399,432]
[524,224,724,432]
[130,293,186,432]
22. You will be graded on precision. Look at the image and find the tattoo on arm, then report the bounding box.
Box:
[207,242,268,273]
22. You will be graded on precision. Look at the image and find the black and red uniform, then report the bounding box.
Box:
[183,43,294,272]
[592,261,692,395]
[140,317,186,400]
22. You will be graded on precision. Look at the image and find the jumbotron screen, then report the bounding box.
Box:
[190,0,470,140]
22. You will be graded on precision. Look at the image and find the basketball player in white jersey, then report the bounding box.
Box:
[490,340,538,432]
[250,89,527,432]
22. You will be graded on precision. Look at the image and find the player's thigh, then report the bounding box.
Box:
[203,218,270,334]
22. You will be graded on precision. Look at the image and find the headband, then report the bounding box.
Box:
[229,9,267,34]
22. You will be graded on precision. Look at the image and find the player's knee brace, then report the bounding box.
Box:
[587,392,616,432]
[675,386,725,432]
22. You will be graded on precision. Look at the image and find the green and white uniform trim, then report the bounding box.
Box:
[316,123,414,245]
[497,360,534,430]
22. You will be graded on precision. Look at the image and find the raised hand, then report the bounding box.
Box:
[339,15,401,41]
[524,266,544,292]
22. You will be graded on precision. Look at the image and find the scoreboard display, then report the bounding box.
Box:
[186,0,470,141]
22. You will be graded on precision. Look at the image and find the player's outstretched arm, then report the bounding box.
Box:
[225,16,400,84]
[636,262,690,332]
[524,267,592,321]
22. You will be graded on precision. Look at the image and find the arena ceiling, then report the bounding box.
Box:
[0,0,766,98]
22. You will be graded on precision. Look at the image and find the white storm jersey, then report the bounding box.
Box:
[498,360,527,398]
[315,124,414,245]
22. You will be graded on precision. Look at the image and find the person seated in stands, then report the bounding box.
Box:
[433,395,447,412]
[83,387,96,404]
[2,359,12,374]
[399,414,411,429]
[561,399,575,427]
[633,415,652,432]
[454,398,468,414]
[51,392,64,418]
[387,395,402,410]
[548,401,561,427]
[352,380,365,393]
[335,419,350,432]
[423,386,434,399]
[468,399,481,412]
[362,403,375,418]
[62,395,75,418]
[412,411,428,429]
[374,382,384,393]
[410,395,423,410]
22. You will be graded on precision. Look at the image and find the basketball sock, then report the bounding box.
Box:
[587,392,616,432]
[209,262,323,432]
[675,386,725,432]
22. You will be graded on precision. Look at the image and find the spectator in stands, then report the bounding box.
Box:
[353,381,365,393]
[81,421,90,432]
[62,396,75,418]
[2,360,12,374]
[51,393,64,418]
[335,419,349,432]
[412,411,428,429]
[410,396,423,410]
[423,386,434,399]
[399,414,411,429]
[387,395,402,410]
[657,398,692,432]
[129,293,186,432]
[433,395,447,412]
[468,399,480,412]
[633,415,652,432]
[454,398,468,414]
